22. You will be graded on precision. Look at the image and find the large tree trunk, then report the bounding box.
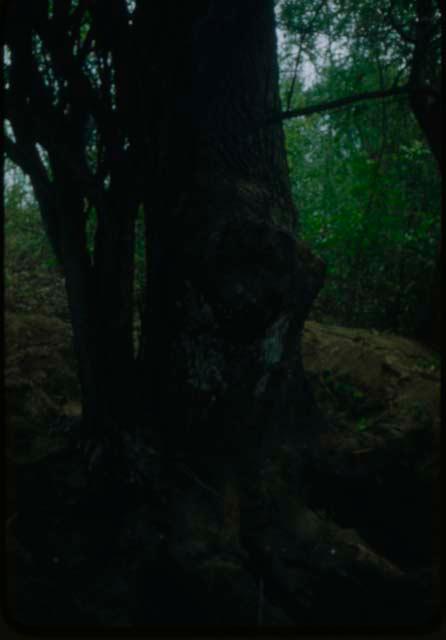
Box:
[142,0,325,518]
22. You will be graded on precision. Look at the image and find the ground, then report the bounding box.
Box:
[4,258,441,627]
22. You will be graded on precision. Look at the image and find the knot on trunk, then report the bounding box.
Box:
[192,218,325,340]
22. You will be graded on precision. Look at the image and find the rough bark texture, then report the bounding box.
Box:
[141,1,325,537]
[408,0,442,175]
[408,0,442,350]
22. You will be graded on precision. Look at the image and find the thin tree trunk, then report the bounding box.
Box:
[31,169,137,456]
[408,0,442,350]
[93,192,138,428]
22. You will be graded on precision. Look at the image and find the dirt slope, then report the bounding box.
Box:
[4,305,440,626]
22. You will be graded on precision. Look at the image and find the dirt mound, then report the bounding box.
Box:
[5,311,440,625]
[5,311,439,469]
[303,320,440,431]
[5,312,80,465]
[301,321,440,572]
[302,320,439,488]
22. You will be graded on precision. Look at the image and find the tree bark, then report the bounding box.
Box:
[141,0,325,503]
[409,0,442,350]
[34,173,136,452]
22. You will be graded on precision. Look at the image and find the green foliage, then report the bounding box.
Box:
[356,417,368,432]
[285,96,440,332]
[4,160,147,303]
[279,0,441,335]
[4,161,56,276]
[415,356,440,372]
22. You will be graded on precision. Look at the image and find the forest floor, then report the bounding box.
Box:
[5,260,441,628]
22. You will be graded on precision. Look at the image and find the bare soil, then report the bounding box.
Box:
[4,267,441,628]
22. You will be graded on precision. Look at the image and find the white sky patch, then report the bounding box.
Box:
[276,25,319,90]
[36,143,50,170]
[4,158,36,208]
[3,44,11,65]
[4,119,16,143]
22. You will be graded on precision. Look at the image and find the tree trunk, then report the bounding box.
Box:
[410,91,442,174]
[92,187,138,431]
[29,164,137,463]
[66,237,137,463]
[141,0,325,511]
[416,246,442,351]
[408,0,442,350]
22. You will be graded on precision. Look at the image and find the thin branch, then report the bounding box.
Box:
[285,0,326,111]
[277,85,413,123]
[377,57,389,153]
[285,42,305,111]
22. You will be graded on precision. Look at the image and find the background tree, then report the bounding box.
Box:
[3,0,144,467]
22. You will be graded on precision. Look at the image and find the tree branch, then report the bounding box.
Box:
[284,0,327,111]
[277,85,412,122]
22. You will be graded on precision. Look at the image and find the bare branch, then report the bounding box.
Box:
[277,85,412,122]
